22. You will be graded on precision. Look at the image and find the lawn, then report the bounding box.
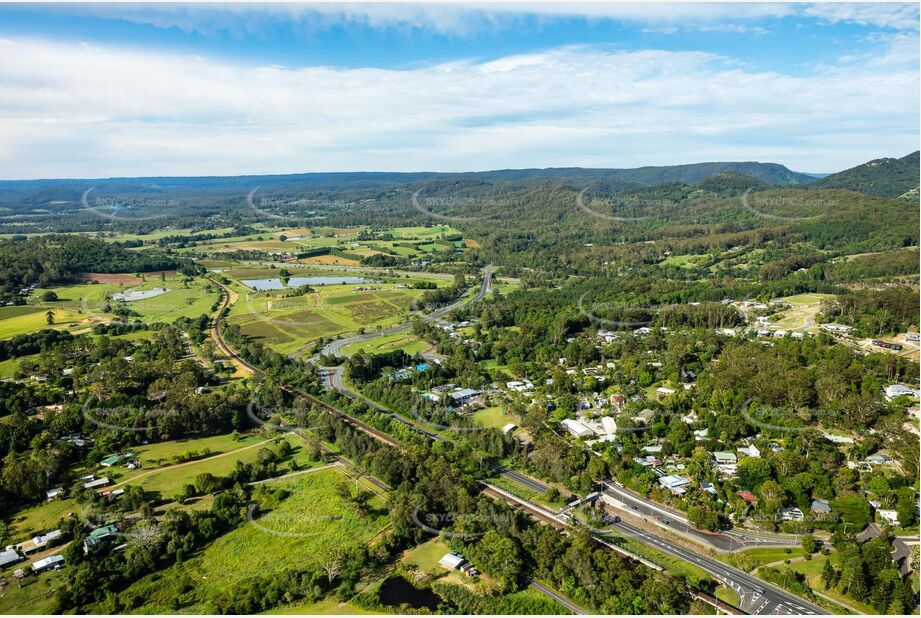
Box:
[715,585,740,608]
[472,406,517,430]
[104,468,390,612]
[263,597,379,615]
[340,332,427,356]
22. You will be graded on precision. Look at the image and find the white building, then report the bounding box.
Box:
[885,384,920,401]
[561,419,594,438]
[658,475,691,495]
[738,445,761,458]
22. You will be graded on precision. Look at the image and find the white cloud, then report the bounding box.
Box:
[803,3,919,31]
[0,36,916,177]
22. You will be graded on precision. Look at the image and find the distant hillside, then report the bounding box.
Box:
[0,161,814,194]
[695,172,770,196]
[809,151,919,198]
[596,161,815,186]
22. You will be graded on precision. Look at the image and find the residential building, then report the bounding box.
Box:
[439,553,465,570]
[32,554,64,573]
[658,475,691,495]
[738,445,761,458]
[0,549,22,569]
[501,423,517,435]
[781,507,804,521]
[712,451,737,465]
[448,388,481,407]
[83,524,120,554]
[561,418,594,438]
[885,384,920,401]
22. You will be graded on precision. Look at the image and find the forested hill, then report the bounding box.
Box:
[809,151,920,198]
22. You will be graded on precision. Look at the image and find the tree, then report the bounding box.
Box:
[45,310,55,325]
[40,290,58,302]
[468,530,523,592]
[688,505,721,531]
[318,547,343,585]
[801,535,817,555]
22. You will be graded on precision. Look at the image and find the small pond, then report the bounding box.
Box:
[111,287,170,302]
[241,276,366,291]
[377,576,445,611]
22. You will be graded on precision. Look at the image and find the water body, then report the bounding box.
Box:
[241,276,366,291]
[377,576,445,611]
[111,287,170,302]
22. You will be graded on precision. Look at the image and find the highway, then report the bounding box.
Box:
[487,481,825,616]
[604,517,825,615]
[601,481,802,552]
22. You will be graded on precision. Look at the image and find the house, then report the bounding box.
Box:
[713,451,737,465]
[632,409,655,424]
[878,509,900,526]
[634,455,660,467]
[609,394,626,407]
[658,475,691,495]
[821,323,853,334]
[448,388,481,407]
[32,554,64,573]
[439,553,466,570]
[83,524,120,553]
[655,386,676,398]
[643,445,663,454]
[811,500,831,515]
[885,384,919,401]
[83,477,111,489]
[0,549,22,569]
[700,482,718,495]
[866,454,892,466]
[506,380,533,392]
[46,487,64,501]
[601,416,618,435]
[781,507,805,521]
[100,454,121,467]
[737,491,757,504]
[738,445,761,458]
[906,333,921,342]
[693,428,709,441]
[561,419,594,438]
[501,423,517,435]
[18,529,63,555]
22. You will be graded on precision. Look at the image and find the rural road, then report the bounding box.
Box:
[315,266,492,360]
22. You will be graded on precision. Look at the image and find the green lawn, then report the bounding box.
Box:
[0,306,87,339]
[472,406,517,430]
[715,585,740,608]
[340,332,427,356]
[263,597,380,615]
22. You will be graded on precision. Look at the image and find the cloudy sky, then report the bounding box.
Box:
[0,2,918,179]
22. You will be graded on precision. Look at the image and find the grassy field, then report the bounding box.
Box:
[0,306,88,339]
[103,468,390,612]
[472,406,517,430]
[0,274,221,340]
[340,331,427,356]
[0,568,67,614]
[263,597,379,615]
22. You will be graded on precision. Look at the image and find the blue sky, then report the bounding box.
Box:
[0,3,917,178]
